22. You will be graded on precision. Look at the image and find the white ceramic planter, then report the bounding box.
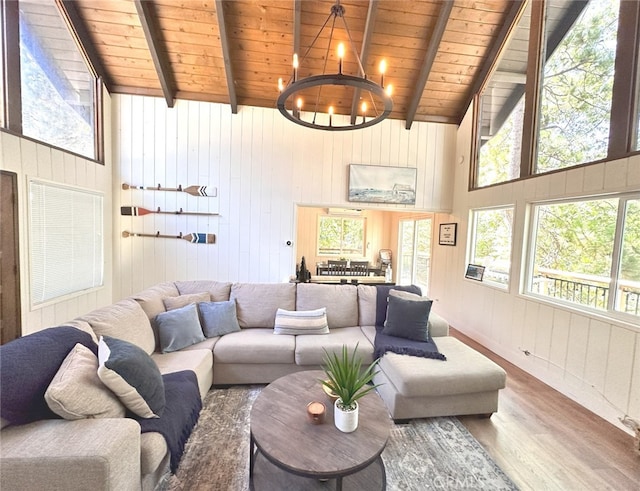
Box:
[334,399,358,432]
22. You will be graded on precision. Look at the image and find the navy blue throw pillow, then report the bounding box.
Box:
[375,284,422,326]
[0,326,97,425]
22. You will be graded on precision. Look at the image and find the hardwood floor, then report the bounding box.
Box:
[452,328,640,491]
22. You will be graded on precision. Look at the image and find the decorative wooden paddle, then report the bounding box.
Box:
[121,206,219,217]
[122,183,217,197]
[122,231,216,244]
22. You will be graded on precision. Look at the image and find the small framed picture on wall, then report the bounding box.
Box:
[438,223,457,246]
[465,264,485,281]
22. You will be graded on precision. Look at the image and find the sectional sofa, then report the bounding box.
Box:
[0,280,506,491]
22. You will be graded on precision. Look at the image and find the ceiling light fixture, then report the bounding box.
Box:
[276,1,393,131]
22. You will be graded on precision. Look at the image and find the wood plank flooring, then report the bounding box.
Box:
[452,328,640,491]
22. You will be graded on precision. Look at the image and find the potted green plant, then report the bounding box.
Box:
[321,344,381,432]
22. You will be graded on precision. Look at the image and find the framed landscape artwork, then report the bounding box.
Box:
[348,164,417,205]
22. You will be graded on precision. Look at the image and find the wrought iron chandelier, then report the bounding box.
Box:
[276,1,393,131]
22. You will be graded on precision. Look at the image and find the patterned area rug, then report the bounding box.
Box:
[157,386,518,491]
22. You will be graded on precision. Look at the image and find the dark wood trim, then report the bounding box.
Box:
[608,0,640,158]
[0,170,21,344]
[293,0,301,58]
[215,0,238,114]
[519,0,546,179]
[94,77,105,164]
[405,1,453,130]
[134,0,175,108]
[57,0,112,92]
[2,0,22,133]
[349,0,378,125]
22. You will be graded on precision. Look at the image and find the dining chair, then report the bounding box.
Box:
[327,260,348,275]
[349,261,369,276]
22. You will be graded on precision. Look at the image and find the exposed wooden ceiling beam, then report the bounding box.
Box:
[349,0,378,125]
[293,0,301,56]
[134,0,175,108]
[405,1,453,130]
[215,0,238,114]
[57,0,112,92]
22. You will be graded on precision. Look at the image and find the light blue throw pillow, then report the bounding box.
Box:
[198,300,241,337]
[155,303,205,353]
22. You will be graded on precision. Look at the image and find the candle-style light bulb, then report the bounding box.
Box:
[296,97,303,119]
[386,84,393,97]
[361,101,367,124]
[293,53,299,82]
[337,43,345,74]
[278,77,284,92]
[379,59,387,87]
[329,106,334,126]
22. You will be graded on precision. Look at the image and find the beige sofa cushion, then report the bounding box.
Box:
[230,283,296,328]
[80,298,156,355]
[294,326,374,365]
[62,319,99,344]
[175,280,232,301]
[213,329,295,364]
[357,284,377,327]
[378,337,506,398]
[152,348,213,400]
[45,343,125,420]
[296,283,358,328]
[163,292,210,311]
[131,282,180,321]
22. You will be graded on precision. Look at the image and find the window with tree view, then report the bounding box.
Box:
[469,207,514,288]
[317,216,365,257]
[536,0,618,173]
[475,2,530,187]
[527,196,640,318]
[18,0,97,159]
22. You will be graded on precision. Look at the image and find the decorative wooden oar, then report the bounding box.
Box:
[121,206,219,217]
[122,231,216,244]
[122,183,217,197]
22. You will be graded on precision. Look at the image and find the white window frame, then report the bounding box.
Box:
[524,193,640,322]
[467,205,515,290]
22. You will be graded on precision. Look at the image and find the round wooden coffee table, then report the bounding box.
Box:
[249,370,390,491]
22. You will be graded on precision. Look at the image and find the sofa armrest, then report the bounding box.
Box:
[1,418,141,491]
[429,311,449,337]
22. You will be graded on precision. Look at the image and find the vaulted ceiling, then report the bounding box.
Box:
[57,0,522,128]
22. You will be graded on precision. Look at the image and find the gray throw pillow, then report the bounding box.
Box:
[155,303,206,353]
[198,300,241,337]
[382,290,433,342]
[97,336,165,418]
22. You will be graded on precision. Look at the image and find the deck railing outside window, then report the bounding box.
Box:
[531,269,640,316]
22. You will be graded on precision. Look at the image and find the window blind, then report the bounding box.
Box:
[29,179,104,305]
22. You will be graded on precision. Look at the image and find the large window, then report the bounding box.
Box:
[475,2,530,187]
[1,0,101,160]
[473,0,632,189]
[527,195,640,318]
[536,0,618,173]
[398,218,432,294]
[468,207,514,289]
[317,215,365,257]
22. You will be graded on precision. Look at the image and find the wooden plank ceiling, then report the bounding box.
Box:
[63,0,520,127]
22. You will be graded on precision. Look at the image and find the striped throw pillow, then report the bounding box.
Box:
[274,308,329,335]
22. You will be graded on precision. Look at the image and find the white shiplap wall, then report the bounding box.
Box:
[430,104,640,434]
[0,90,113,334]
[112,95,456,299]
